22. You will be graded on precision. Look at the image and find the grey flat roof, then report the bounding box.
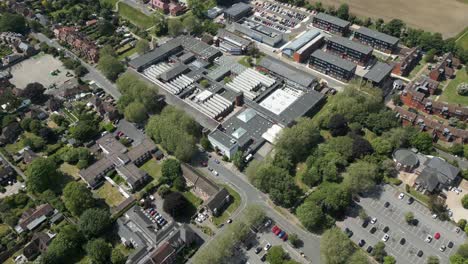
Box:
[356,26,399,45]
[311,49,356,72]
[283,29,321,55]
[128,40,182,69]
[225,2,252,17]
[364,62,393,83]
[258,56,317,88]
[217,28,252,47]
[314,12,350,28]
[328,36,373,55]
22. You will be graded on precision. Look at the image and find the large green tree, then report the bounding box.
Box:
[41,225,84,264]
[63,182,95,216]
[296,201,327,232]
[320,227,354,264]
[27,158,61,193]
[70,120,99,141]
[86,239,112,264]
[343,160,379,194]
[124,101,147,123]
[135,39,150,54]
[266,246,289,264]
[0,13,27,34]
[78,208,112,238]
[98,54,125,81]
[411,132,433,153]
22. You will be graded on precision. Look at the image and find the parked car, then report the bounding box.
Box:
[382,234,389,242]
[398,193,405,199]
[448,241,454,248]
[366,246,373,253]
[255,247,262,254]
[264,243,272,251]
[278,231,286,238]
[434,232,441,240]
[383,226,389,233]
[272,225,279,233]
[260,254,267,262]
[370,217,377,224]
[358,239,366,247]
[407,197,414,204]
[440,245,446,252]
[344,228,353,237]
[417,250,423,257]
[362,220,369,228]
[264,219,272,228]
[384,201,390,208]
[282,233,288,241]
[400,238,406,245]
[425,235,432,243]
[370,227,377,234]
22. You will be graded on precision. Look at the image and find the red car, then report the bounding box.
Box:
[274,227,282,235]
[271,225,279,233]
[434,232,441,240]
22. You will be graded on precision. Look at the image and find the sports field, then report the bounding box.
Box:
[316,0,468,38]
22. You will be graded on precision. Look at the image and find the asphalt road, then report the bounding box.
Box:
[338,185,466,264]
[191,154,321,263]
[32,33,122,99]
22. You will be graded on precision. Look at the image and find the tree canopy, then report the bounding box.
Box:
[320,227,354,264]
[98,53,125,81]
[124,101,147,123]
[85,239,112,264]
[63,182,95,216]
[78,208,112,238]
[27,158,61,193]
[0,13,27,34]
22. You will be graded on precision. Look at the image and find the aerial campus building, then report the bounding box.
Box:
[309,49,356,81]
[281,29,324,63]
[232,18,285,47]
[353,26,399,53]
[129,36,324,159]
[215,29,252,55]
[223,2,252,22]
[312,12,350,36]
[326,36,373,65]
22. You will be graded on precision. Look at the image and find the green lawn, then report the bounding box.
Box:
[408,60,426,80]
[408,188,430,206]
[96,181,126,207]
[212,185,241,226]
[100,0,119,6]
[294,162,310,192]
[438,68,468,105]
[140,159,162,181]
[456,27,468,50]
[118,47,137,61]
[182,190,203,208]
[238,56,252,68]
[59,162,80,179]
[118,2,153,29]
[0,44,12,57]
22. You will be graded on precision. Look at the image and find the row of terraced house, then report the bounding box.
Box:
[53,26,99,63]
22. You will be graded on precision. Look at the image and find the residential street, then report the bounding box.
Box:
[192,154,321,263]
[32,33,122,99]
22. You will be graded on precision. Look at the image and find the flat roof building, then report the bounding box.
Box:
[354,26,399,53]
[257,56,317,88]
[224,2,252,22]
[326,36,373,65]
[282,29,323,62]
[309,49,356,81]
[129,40,183,71]
[216,28,252,55]
[363,62,393,87]
[232,19,284,47]
[312,13,350,36]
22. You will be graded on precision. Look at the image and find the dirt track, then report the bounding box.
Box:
[315,0,468,38]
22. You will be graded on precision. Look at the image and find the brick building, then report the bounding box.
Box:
[429,52,460,81]
[53,27,99,63]
[326,36,373,65]
[312,13,350,36]
[392,46,421,76]
[353,26,399,53]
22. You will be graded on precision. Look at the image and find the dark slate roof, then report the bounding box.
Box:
[258,56,317,88]
[426,157,460,181]
[128,40,182,69]
[328,36,373,55]
[392,149,419,167]
[311,49,356,72]
[364,62,393,83]
[416,167,440,192]
[224,2,252,17]
[356,26,399,45]
[159,63,189,82]
[314,12,350,28]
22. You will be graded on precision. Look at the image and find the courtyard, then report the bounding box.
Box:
[9,53,73,89]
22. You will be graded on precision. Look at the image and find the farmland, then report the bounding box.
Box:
[315,0,468,38]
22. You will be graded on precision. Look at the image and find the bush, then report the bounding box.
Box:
[457,83,468,96]
[462,195,468,209]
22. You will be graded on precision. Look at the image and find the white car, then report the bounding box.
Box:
[440,245,446,252]
[370,217,377,224]
[398,193,405,199]
[264,243,272,251]
[425,235,433,243]
[212,170,219,176]
[432,214,438,219]
[382,234,389,242]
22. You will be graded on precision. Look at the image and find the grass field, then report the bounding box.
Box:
[455,28,468,50]
[96,181,126,207]
[315,0,468,37]
[438,68,468,105]
[140,159,162,181]
[100,0,119,6]
[59,162,80,179]
[118,2,153,29]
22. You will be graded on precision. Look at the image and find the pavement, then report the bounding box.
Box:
[0,182,22,199]
[114,119,145,146]
[338,184,466,264]
[191,152,320,263]
[32,33,122,99]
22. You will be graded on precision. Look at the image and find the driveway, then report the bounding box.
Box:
[446,179,468,222]
[114,119,145,146]
[339,185,466,264]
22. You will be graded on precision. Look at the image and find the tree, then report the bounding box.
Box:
[70,120,99,141]
[351,136,374,159]
[97,20,115,36]
[327,114,348,137]
[266,246,288,264]
[173,176,186,191]
[135,39,150,54]
[98,55,124,81]
[382,19,405,37]
[20,83,46,103]
[288,233,300,248]
[343,161,379,194]
[86,239,112,264]
[462,195,468,209]
[0,13,27,34]
[63,182,95,216]
[232,151,245,170]
[411,132,433,153]
[154,14,168,36]
[243,204,266,227]
[26,158,61,193]
[111,248,127,264]
[348,251,370,264]
[168,19,183,36]
[458,219,467,230]
[320,227,354,264]
[79,208,111,238]
[296,201,326,232]
[200,136,212,151]
[308,182,351,217]
[183,15,200,34]
[161,159,182,184]
[336,3,349,20]
[425,49,437,63]
[405,211,415,224]
[383,256,396,264]
[42,225,84,263]
[163,192,189,218]
[364,110,399,135]
[124,101,147,123]
[457,244,468,258]
[371,137,393,155]
[427,256,440,264]
[372,241,387,262]
[158,185,171,197]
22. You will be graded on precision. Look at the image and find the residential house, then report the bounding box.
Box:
[326,36,373,65]
[0,122,22,145]
[181,164,230,216]
[312,13,350,36]
[429,53,460,81]
[79,134,156,191]
[151,0,187,16]
[53,27,99,62]
[353,26,399,53]
[22,232,52,261]
[0,32,24,46]
[15,204,55,233]
[309,49,356,81]
[392,46,421,76]
[88,96,120,122]
[0,159,14,185]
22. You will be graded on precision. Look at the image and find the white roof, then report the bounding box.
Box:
[262,124,283,143]
[195,90,213,102]
[259,88,299,115]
